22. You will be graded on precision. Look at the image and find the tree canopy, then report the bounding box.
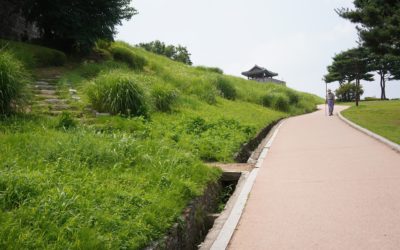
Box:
[324,47,374,106]
[337,1,400,55]
[137,40,192,65]
[18,0,137,52]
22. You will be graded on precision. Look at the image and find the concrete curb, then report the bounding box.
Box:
[338,111,400,154]
[209,120,286,250]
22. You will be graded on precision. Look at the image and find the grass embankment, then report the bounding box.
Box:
[0,40,322,249]
[341,100,400,144]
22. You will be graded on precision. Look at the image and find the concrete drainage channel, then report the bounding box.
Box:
[146,119,284,250]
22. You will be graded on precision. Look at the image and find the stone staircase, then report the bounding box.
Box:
[30,77,81,116]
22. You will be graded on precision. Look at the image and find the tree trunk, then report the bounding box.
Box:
[355,79,360,106]
[379,72,386,100]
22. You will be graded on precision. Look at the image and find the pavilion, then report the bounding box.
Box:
[242,65,286,85]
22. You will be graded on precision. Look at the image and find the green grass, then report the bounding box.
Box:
[0,40,323,249]
[0,39,66,68]
[342,101,400,144]
[0,51,29,115]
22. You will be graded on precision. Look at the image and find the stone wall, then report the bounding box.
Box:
[146,181,221,250]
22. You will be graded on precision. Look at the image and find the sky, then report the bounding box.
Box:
[116,0,400,99]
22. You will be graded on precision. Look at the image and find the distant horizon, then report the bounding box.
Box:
[117,0,400,99]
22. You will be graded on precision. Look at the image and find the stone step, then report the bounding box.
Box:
[44,99,66,104]
[35,94,59,100]
[37,89,57,95]
[50,104,70,111]
[71,95,81,101]
[35,81,57,86]
[33,84,56,90]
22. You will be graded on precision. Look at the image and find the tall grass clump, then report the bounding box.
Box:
[274,94,290,112]
[87,70,148,116]
[261,93,290,112]
[214,76,237,100]
[151,84,179,112]
[286,90,300,104]
[192,83,218,105]
[111,46,147,70]
[0,51,28,115]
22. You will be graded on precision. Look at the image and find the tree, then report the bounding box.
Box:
[18,0,137,53]
[137,40,192,65]
[337,1,400,56]
[370,53,400,100]
[335,83,364,102]
[324,47,374,106]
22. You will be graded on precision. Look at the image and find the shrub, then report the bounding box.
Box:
[151,84,179,112]
[214,76,236,100]
[87,71,148,117]
[111,46,147,70]
[261,93,275,108]
[286,90,300,104]
[56,112,77,130]
[0,51,28,115]
[335,83,364,102]
[261,93,290,112]
[274,94,290,112]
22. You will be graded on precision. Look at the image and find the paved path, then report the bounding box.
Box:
[229,106,400,250]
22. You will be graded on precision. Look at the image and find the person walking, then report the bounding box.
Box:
[327,89,335,116]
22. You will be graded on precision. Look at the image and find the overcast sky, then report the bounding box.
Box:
[117,0,400,98]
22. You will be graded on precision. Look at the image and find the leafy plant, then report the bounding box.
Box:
[0,51,28,115]
[56,112,77,130]
[87,70,148,117]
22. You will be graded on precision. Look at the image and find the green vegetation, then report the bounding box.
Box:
[195,66,224,74]
[214,76,237,100]
[11,0,136,52]
[326,1,400,101]
[138,40,192,65]
[111,46,147,70]
[0,51,29,115]
[0,39,322,248]
[0,39,66,68]
[151,84,179,112]
[335,83,364,102]
[87,70,149,116]
[342,101,400,144]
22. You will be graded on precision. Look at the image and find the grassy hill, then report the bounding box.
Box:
[342,100,400,144]
[0,40,322,249]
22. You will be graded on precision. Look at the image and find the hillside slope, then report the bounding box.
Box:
[0,40,322,249]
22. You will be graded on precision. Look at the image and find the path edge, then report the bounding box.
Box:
[209,120,286,250]
[338,110,400,153]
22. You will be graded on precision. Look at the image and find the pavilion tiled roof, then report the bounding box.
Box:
[242,65,278,78]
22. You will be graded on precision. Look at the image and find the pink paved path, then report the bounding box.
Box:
[229,106,400,250]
